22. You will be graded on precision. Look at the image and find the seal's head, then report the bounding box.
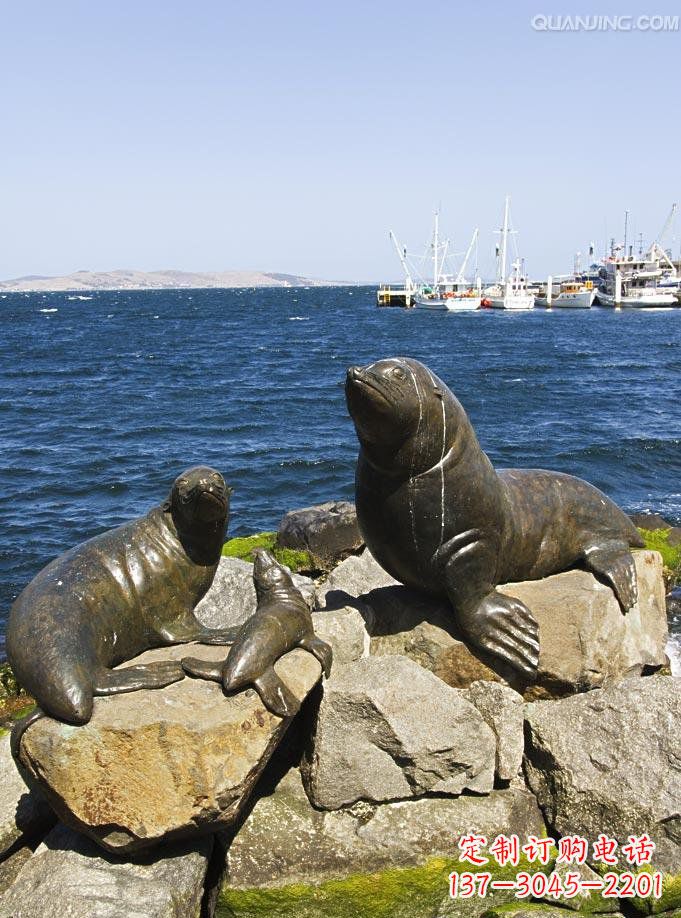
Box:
[252,548,296,602]
[165,466,231,534]
[346,357,463,475]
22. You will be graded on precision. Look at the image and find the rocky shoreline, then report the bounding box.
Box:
[0,502,679,917]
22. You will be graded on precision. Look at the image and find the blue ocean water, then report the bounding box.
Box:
[1,287,680,658]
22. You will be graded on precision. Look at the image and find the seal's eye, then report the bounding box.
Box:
[390,367,406,380]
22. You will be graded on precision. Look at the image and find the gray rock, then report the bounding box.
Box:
[0,823,212,918]
[524,675,681,874]
[276,501,364,569]
[303,654,496,809]
[538,861,620,913]
[311,607,369,667]
[0,735,54,859]
[500,550,669,693]
[315,549,398,610]
[465,680,524,782]
[360,551,668,696]
[194,555,316,630]
[16,644,322,855]
[224,767,545,889]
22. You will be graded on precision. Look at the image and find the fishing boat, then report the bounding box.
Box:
[483,197,534,310]
[410,213,482,311]
[595,249,678,307]
[535,277,596,308]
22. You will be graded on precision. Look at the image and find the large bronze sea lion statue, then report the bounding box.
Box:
[7,466,238,731]
[345,357,644,680]
[183,548,332,717]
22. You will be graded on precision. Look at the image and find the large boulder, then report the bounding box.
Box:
[223,766,545,889]
[15,643,322,855]
[0,823,212,918]
[302,654,496,809]
[194,555,316,630]
[276,501,364,570]
[359,550,668,696]
[524,675,681,874]
[500,550,668,693]
[0,735,54,858]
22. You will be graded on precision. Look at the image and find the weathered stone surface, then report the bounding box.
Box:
[538,861,621,913]
[0,735,54,859]
[481,908,624,918]
[361,551,667,696]
[224,767,545,889]
[524,676,681,874]
[0,823,212,918]
[194,555,316,629]
[315,549,397,610]
[465,680,524,782]
[276,501,364,569]
[16,644,322,855]
[303,654,496,809]
[311,607,369,667]
[501,550,668,693]
[364,585,502,688]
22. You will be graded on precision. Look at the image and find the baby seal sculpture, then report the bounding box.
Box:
[182,548,332,717]
[7,466,237,731]
[345,357,644,680]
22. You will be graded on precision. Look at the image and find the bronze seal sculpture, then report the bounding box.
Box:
[345,357,644,680]
[7,466,237,731]
[183,548,332,717]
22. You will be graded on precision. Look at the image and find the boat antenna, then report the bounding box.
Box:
[623,211,629,261]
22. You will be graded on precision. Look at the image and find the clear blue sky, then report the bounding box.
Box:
[2,0,680,281]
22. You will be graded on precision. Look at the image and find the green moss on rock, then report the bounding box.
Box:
[222,532,313,573]
[217,854,553,918]
[637,529,681,585]
[627,869,681,915]
[0,662,25,702]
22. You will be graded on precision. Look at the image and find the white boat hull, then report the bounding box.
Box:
[414,295,481,311]
[595,289,678,308]
[488,293,535,310]
[536,290,595,309]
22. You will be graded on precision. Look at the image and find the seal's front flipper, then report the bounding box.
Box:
[181,657,224,682]
[253,668,300,718]
[460,591,540,681]
[583,544,638,612]
[298,635,333,677]
[93,661,185,695]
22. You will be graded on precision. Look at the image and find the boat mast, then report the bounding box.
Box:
[456,228,479,284]
[433,211,440,289]
[499,196,510,283]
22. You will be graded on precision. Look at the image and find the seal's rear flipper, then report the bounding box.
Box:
[94,661,185,695]
[253,668,300,718]
[583,544,638,612]
[181,657,224,682]
[298,635,333,678]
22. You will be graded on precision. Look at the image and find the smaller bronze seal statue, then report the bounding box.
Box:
[346,357,644,681]
[7,466,237,737]
[182,548,332,717]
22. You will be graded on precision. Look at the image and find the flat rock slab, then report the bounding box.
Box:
[224,767,545,889]
[303,654,496,809]
[16,644,322,855]
[194,556,316,630]
[0,823,212,918]
[0,735,54,858]
[524,675,681,874]
[316,549,398,610]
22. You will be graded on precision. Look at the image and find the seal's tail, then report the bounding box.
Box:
[10,707,45,763]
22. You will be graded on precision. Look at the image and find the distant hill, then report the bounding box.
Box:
[0,269,353,292]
